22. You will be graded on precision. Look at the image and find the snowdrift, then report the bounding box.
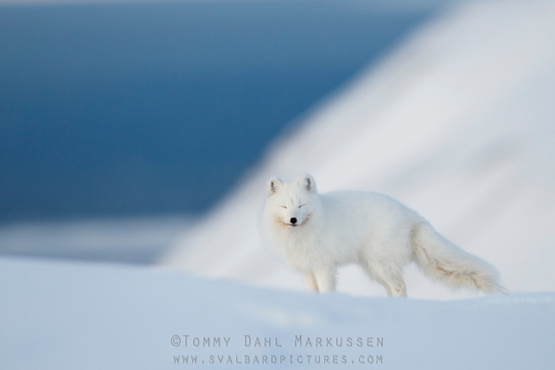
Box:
[161,0,555,300]
[1,257,554,369]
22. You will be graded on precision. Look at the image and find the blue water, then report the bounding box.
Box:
[0,1,432,221]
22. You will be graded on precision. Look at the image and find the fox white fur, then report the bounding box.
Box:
[262,174,505,297]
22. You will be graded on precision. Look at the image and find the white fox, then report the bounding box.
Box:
[262,174,505,296]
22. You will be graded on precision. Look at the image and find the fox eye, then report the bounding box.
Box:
[279,206,287,209]
[299,204,306,208]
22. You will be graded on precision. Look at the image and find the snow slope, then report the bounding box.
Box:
[0,257,554,369]
[162,0,555,300]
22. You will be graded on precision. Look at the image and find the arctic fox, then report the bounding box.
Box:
[262,174,505,297]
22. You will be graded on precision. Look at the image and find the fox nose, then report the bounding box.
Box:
[290,217,297,225]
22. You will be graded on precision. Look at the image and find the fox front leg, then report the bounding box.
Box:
[302,271,319,293]
[314,268,337,293]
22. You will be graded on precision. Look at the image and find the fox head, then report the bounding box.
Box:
[265,174,319,228]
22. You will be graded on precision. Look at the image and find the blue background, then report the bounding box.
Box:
[0,1,431,221]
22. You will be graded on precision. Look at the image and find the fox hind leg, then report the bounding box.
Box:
[387,277,407,297]
[362,261,407,297]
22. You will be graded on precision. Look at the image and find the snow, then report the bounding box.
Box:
[161,0,555,300]
[1,256,554,369]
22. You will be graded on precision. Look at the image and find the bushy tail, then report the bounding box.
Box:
[411,222,506,294]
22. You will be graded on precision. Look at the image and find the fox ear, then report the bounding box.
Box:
[297,174,316,192]
[267,177,282,196]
